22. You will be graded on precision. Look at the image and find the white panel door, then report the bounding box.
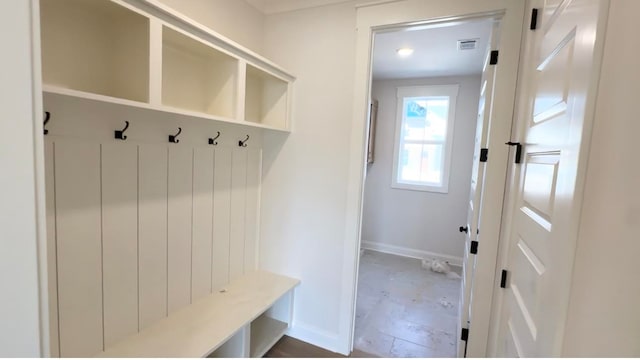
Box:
[138,145,168,330]
[495,0,604,356]
[192,147,215,301]
[54,140,103,357]
[458,37,497,357]
[167,146,194,313]
[229,148,248,281]
[212,148,232,291]
[102,143,139,348]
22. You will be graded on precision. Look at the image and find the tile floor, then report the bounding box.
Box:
[354,250,462,358]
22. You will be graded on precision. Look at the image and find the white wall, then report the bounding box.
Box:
[156,0,265,53]
[260,2,358,351]
[0,0,48,356]
[362,76,480,263]
[562,0,640,356]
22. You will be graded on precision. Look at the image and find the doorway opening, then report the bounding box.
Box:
[353,16,500,358]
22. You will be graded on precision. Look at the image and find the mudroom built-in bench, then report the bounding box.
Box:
[98,271,299,358]
[39,0,298,357]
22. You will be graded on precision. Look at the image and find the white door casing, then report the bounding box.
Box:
[491,0,608,356]
[457,32,498,357]
[0,0,50,357]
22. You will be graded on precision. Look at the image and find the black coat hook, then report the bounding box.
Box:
[114,121,129,140]
[239,135,250,147]
[169,127,182,143]
[43,111,50,135]
[209,131,221,145]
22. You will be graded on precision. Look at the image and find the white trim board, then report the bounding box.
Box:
[361,241,462,267]
[286,321,341,354]
[0,0,49,356]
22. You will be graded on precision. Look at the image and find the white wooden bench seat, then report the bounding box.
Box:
[96,271,300,358]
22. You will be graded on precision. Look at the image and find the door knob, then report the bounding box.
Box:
[459,226,469,234]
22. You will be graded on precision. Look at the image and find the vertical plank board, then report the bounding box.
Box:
[212,148,232,291]
[54,140,103,357]
[191,147,214,301]
[44,140,59,357]
[138,145,168,330]
[244,148,261,273]
[167,146,193,313]
[229,148,248,281]
[101,143,138,348]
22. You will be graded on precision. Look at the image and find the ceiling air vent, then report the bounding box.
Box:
[458,39,478,51]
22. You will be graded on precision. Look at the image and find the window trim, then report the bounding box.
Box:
[391,84,459,193]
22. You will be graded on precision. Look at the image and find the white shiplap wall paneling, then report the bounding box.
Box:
[138,145,169,330]
[54,140,103,357]
[212,148,233,291]
[230,148,248,281]
[191,147,215,301]
[101,143,139,347]
[167,146,194,314]
[244,149,261,273]
[43,92,264,355]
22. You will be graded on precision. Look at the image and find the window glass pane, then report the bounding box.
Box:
[398,143,444,185]
[402,97,449,142]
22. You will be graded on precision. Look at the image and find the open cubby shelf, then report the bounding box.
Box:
[162,26,238,118]
[250,314,289,358]
[40,0,150,103]
[39,0,294,132]
[245,65,290,129]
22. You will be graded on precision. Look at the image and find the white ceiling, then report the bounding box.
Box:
[372,19,494,80]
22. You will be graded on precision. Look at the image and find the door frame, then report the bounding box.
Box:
[0,0,50,356]
[342,0,525,355]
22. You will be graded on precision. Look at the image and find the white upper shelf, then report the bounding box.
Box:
[39,0,295,132]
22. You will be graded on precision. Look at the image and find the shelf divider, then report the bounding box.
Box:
[149,18,163,106]
[236,60,248,124]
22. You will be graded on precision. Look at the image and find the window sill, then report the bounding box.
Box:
[391,182,449,194]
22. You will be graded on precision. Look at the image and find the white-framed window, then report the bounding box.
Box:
[392,84,459,193]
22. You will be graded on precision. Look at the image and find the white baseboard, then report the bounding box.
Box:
[361,241,463,267]
[286,321,346,355]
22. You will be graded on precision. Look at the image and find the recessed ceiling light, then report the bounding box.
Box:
[396,48,414,57]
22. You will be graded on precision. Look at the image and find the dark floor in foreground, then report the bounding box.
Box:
[265,336,377,358]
